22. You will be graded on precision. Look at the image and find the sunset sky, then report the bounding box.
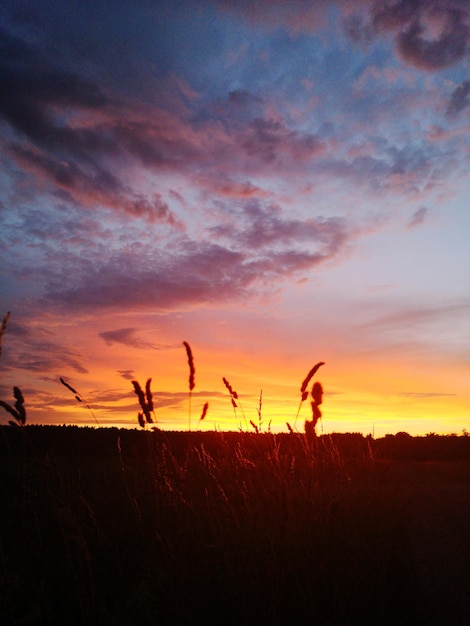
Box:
[1,0,469,436]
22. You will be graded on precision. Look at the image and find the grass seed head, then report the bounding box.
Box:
[200,402,209,421]
[300,362,325,394]
[311,382,323,406]
[183,341,195,391]
[60,377,79,396]
[145,378,154,412]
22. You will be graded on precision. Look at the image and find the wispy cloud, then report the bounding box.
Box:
[99,328,176,350]
[407,207,430,229]
[398,392,457,399]
[117,370,135,381]
[446,80,470,117]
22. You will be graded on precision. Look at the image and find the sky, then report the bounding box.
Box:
[1,0,469,436]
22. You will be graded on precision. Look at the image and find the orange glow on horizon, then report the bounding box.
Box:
[13,327,466,438]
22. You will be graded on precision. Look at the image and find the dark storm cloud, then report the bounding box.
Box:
[446,80,470,117]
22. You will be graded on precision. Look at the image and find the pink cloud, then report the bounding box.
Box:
[197,177,269,199]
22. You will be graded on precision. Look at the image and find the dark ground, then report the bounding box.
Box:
[0,427,469,625]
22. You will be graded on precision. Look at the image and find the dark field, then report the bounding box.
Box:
[1,427,469,625]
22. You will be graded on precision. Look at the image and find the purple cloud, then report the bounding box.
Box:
[99,328,176,350]
[241,118,325,165]
[397,14,469,70]
[446,80,470,117]
[346,1,470,71]
[117,370,136,381]
[39,204,350,312]
[407,207,429,229]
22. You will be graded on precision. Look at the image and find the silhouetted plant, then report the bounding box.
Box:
[0,386,26,426]
[294,361,325,429]
[249,419,259,434]
[0,313,27,427]
[249,389,270,433]
[183,341,195,430]
[199,401,209,424]
[305,381,323,438]
[222,377,247,429]
[131,378,155,428]
[59,377,100,425]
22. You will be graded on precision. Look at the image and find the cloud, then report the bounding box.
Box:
[99,328,176,350]
[198,176,269,199]
[346,1,470,71]
[446,80,470,117]
[407,206,429,228]
[1,340,88,375]
[38,200,350,312]
[100,328,156,349]
[0,318,88,375]
[117,370,135,381]
[398,392,457,398]
[240,118,325,165]
[397,14,469,70]
[214,201,348,254]
[364,301,470,329]
[6,126,183,227]
[0,25,110,135]
[0,23,186,225]
[43,242,248,310]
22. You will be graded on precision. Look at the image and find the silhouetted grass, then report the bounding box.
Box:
[2,428,468,625]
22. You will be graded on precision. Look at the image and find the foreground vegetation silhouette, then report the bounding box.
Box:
[1,427,469,625]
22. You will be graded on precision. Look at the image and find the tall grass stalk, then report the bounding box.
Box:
[183,341,195,430]
[294,361,325,429]
[222,377,247,430]
[59,377,100,426]
[0,386,26,426]
[131,378,155,427]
